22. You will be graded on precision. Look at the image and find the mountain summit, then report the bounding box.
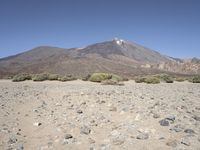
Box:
[0,39,199,78]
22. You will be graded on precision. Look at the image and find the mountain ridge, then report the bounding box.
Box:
[0,38,199,78]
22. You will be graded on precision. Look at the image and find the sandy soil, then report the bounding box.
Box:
[0,80,200,150]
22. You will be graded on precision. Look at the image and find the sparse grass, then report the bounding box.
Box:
[48,74,60,80]
[175,77,185,82]
[12,74,32,82]
[58,75,77,82]
[32,74,48,81]
[192,75,200,83]
[161,75,174,83]
[144,77,160,84]
[134,77,146,83]
[89,73,112,82]
[82,74,91,81]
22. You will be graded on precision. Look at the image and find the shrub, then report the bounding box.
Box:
[162,75,174,83]
[175,77,185,82]
[82,74,91,81]
[192,75,200,83]
[144,77,160,84]
[32,74,48,81]
[134,77,146,83]
[111,74,124,81]
[101,79,124,86]
[12,74,32,82]
[89,73,112,82]
[58,75,77,82]
[48,74,59,80]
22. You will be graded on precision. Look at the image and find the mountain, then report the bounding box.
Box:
[0,38,200,78]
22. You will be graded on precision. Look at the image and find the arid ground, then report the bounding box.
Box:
[0,80,200,150]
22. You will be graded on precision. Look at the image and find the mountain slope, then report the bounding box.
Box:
[0,38,199,78]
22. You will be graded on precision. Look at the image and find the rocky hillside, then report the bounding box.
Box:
[0,38,199,78]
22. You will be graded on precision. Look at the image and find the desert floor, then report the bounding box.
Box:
[0,80,200,150]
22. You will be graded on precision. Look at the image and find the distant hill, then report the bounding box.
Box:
[0,38,200,78]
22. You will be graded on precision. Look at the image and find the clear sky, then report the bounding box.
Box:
[0,0,200,58]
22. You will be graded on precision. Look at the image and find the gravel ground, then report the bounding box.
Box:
[0,80,200,150]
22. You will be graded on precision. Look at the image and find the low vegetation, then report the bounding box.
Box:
[192,75,200,83]
[48,74,60,80]
[12,74,32,82]
[134,76,160,84]
[89,73,112,82]
[161,75,174,83]
[175,77,185,82]
[144,77,160,84]
[82,74,91,81]
[32,74,48,81]
[58,75,77,82]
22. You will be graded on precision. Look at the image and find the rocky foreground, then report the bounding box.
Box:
[0,80,200,150]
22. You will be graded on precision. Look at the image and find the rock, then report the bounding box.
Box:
[109,106,117,112]
[159,119,169,126]
[136,133,149,140]
[184,129,195,134]
[16,143,24,150]
[165,115,176,123]
[88,138,95,144]
[192,115,200,121]
[166,139,178,147]
[111,137,125,145]
[153,113,160,118]
[7,136,17,144]
[33,122,42,126]
[170,124,184,132]
[65,134,73,139]
[80,125,91,135]
[77,110,83,114]
[181,137,190,146]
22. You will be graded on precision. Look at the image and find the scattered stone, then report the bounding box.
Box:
[159,119,169,126]
[65,134,73,139]
[170,124,184,132]
[33,122,42,126]
[7,136,17,144]
[153,113,160,119]
[88,138,95,144]
[166,139,178,147]
[136,133,149,140]
[192,115,200,121]
[80,125,91,135]
[181,137,190,146]
[165,115,176,123]
[109,106,117,112]
[184,129,195,134]
[77,110,83,114]
[16,143,24,150]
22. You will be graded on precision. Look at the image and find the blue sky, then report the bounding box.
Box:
[0,0,200,58]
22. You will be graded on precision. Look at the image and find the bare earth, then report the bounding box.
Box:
[0,80,200,150]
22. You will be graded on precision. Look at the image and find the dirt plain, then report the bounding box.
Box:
[0,80,200,150]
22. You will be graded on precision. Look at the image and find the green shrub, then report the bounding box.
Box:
[32,74,48,81]
[89,73,112,82]
[192,75,200,83]
[58,75,77,82]
[144,77,160,84]
[12,74,32,82]
[111,74,124,81]
[134,77,146,83]
[175,77,185,82]
[162,75,174,83]
[82,74,91,81]
[48,74,59,80]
